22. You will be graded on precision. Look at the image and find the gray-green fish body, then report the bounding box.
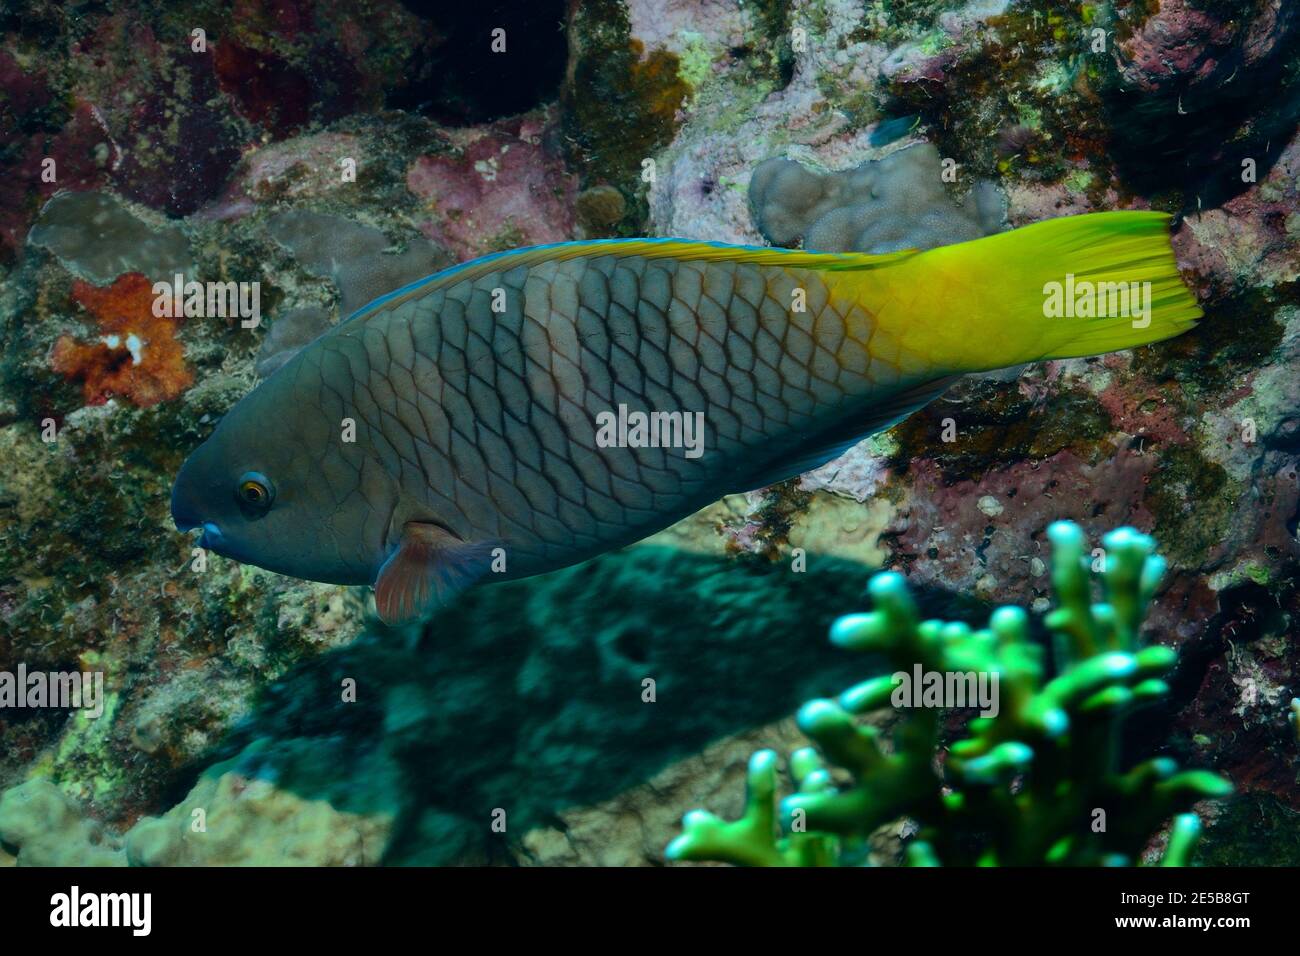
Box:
[171,216,1200,624]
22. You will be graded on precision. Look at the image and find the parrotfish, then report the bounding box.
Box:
[171,211,1200,625]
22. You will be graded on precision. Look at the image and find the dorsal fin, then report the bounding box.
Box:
[345,238,921,325]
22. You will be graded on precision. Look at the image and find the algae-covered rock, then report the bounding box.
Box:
[0,779,124,866]
[0,763,391,867]
[266,210,451,318]
[126,759,393,867]
[28,191,195,286]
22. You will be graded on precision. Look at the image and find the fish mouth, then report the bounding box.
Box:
[170,461,215,539]
[197,522,225,551]
[170,481,229,554]
[172,507,202,535]
[173,512,228,554]
[187,521,242,563]
[170,453,246,563]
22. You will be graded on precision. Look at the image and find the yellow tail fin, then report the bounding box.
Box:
[844,211,1202,374]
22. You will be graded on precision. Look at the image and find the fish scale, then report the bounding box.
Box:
[326,251,893,579]
[171,213,1202,624]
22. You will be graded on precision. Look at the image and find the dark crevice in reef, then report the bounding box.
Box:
[888,379,1115,485]
[1119,573,1297,773]
[1134,280,1292,399]
[1198,790,1300,865]
[1171,580,1288,706]
[748,0,796,90]
[388,0,568,125]
[1102,1,1300,212]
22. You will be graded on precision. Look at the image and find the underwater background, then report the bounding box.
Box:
[0,0,1297,866]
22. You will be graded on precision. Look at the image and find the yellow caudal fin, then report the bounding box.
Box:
[837,211,1202,374]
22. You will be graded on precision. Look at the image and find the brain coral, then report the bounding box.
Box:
[749,143,1004,253]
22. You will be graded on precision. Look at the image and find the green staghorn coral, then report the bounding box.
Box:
[666,522,1232,867]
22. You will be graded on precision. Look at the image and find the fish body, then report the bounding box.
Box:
[171,212,1201,624]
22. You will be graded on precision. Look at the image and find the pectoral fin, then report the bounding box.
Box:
[373,522,497,626]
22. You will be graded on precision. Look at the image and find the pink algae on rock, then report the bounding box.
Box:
[406,110,578,261]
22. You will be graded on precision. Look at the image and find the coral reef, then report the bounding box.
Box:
[749,143,1003,252]
[0,753,391,867]
[0,0,1296,868]
[667,523,1232,866]
[406,109,580,259]
[0,778,124,866]
[636,0,1300,853]
[1,544,881,865]
[254,305,332,378]
[266,209,450,318]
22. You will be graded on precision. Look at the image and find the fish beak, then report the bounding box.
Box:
[171,498,215,549]
[173,514,227,556]
[199,522,224,550]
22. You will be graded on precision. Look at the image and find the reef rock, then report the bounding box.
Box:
[749,143,1004,252]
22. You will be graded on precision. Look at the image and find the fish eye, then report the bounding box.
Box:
[236,472,274,515]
